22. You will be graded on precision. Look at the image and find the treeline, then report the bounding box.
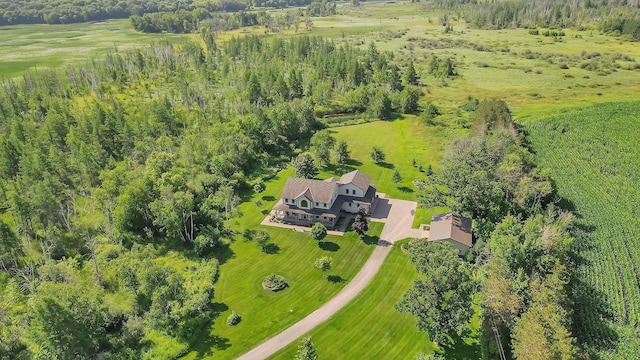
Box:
[404,101,581,359]
[131,1,334,34]
[431,0,640,32]
[0,33,422,358]
[131,8,306,34]
[0,0,247,26]
[600,17,640,40]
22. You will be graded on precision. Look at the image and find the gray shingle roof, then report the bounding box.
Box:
[428,213,473,247]
[339,170,371,192]
[281,178,337,204]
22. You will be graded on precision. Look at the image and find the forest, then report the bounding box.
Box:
[0,32,420,358]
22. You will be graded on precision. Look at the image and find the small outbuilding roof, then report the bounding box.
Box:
[339,170,371,192]
[428,213,473,248]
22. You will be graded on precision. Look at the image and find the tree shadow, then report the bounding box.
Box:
[262,243,280,254]
[327,275,347,284]
[319,241,340,252]
[192,303,231,359]
[398,185,414,193]
[569,221,619,355]
[441,331,481,360]
[214,245,235,265]
[194,335,232,359]
[346,158,363,167]
[378,239,392,247]
[362,234,379,246]
[261,209,270,215]
[262,195,276,202]
[377,161,395,169]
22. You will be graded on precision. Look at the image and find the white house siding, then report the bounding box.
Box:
[338,183,364,198]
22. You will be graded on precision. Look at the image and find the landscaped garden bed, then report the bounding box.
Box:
[262,274,288,292]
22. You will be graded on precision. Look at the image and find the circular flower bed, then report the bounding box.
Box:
[262,274,288,292]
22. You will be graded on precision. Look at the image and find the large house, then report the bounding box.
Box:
[272,170,378,229]
[428,213,473,256]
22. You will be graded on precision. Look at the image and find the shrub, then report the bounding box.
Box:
[262,274,288,291]
[227,310,241,326]
[253,179,266,193]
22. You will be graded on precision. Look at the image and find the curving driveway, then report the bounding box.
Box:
[237,196,426,360]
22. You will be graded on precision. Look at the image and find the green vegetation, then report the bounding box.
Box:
[0,20,191,79]
[524,102,640,359]
[182,171,382,359]
[0,0,247,26]
[271,240,440,359]
[1,1,640,359]
[262,274,288,291]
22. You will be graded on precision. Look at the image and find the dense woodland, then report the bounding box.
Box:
[0,33,421,358]
[401,102,580,359]
[0,0,331,26]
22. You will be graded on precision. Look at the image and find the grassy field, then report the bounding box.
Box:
[0,19,192,79]
[310,3,640,118]
[523,102,640,359]
[181,167,382,359]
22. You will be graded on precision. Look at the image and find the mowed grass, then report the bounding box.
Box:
[269,239,436,360]
[323,114,458,226]
[0,19,192,79]
[182,168,381,359]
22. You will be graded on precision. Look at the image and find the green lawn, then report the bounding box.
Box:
[325,114,459,202]
[181,168,383,359]
[0,19,192,79]
[269,239,435,359]
[270,239,481,360]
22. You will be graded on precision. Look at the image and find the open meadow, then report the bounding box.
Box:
[0,19,192,79]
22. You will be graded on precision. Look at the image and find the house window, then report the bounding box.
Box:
[301,199,309,208]
[315,202,318,206]
[345,189,348,194]
[352,189,356,195]
[348,203,352,207]
[286,212,289,216]
[316,215,319,218]
[323,216,327,220]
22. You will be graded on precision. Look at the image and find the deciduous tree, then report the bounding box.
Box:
[310,222,327,243]
[396,241,477,344]
[315,256,333,277]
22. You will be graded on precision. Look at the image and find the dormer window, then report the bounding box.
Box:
[300,199,309,208]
